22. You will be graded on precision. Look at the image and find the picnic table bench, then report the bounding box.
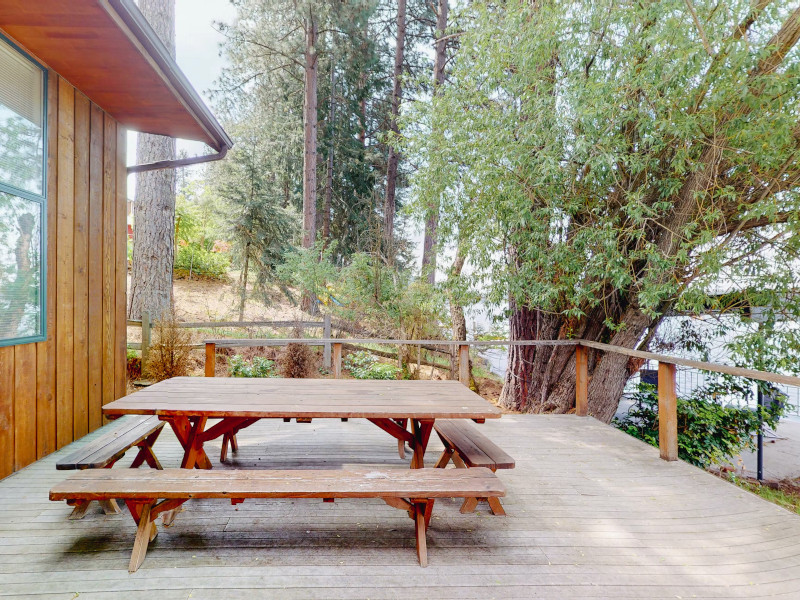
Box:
[434,419,515,515]
[50,467,505,571]
[55,415,165,519]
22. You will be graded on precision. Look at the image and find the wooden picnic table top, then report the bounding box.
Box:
[102,377,502,420]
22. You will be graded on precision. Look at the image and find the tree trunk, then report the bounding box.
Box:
[323,52,335,243]
[301,13,318,313]
[384,0,406,263]
[421,0,448,284]
[238,243,250,322]
[447,249,476,388]
[500,299,658,422]
[128,0,176,321]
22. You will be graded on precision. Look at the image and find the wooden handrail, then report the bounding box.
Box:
[579,340,800,388]
[128,319,326,329]
[201,335,800,464]
[204,338,579,348]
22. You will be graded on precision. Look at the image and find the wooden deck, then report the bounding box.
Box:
[2,414,800,599]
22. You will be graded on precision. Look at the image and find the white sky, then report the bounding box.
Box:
[126,0,236,195]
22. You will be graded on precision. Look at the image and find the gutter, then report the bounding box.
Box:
[101,0,234,174]
[127,145,229,174]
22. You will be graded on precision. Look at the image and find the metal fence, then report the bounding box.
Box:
[626,360,800,417]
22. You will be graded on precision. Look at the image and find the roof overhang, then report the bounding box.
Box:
[0,0,232,153]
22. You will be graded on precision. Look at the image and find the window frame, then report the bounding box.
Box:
[0,32,48,348]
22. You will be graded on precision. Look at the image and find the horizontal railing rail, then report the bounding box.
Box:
[128,313,334,368]
[127,319,327,329]
[202,336,800,464]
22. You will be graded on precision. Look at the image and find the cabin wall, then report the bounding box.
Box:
[0,72,128,479]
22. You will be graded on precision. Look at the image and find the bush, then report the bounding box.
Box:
[126,348,141,381]
[613,382,785,468]
[278,343,313,378]
[344,351,401,380]
[228,354,276,378]
[143,313,192,382]
[174,243,230,280]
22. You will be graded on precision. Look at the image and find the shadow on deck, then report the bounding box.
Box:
[1,415,799,599]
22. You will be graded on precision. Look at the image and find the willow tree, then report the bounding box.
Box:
[403,0,800,421]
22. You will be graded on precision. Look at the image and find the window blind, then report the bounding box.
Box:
[0,40,42,128]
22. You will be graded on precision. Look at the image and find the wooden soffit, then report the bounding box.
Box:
[0,0,229,151]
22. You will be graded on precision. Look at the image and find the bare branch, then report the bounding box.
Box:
[683,0,715,57]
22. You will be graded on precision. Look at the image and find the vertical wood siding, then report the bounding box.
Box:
[0,74,128,479]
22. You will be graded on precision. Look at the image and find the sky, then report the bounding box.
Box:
[126,0,236,192]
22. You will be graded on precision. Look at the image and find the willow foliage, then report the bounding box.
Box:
[403,1,800,371]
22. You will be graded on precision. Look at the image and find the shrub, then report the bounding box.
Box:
[613,382,785,468]
[278,342,313,378]
[143,313,192,382]
[228,354,276,378]
[174,243,230,280]
[126,348,141,381]
[344,350,401,380]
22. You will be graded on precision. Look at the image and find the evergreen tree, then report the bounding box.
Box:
[214,131,297,318]
[129,0,177,320]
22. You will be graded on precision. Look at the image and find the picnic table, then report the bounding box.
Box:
[102,378,502,469]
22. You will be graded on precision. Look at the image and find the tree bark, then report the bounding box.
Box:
[128,0,176,321]
[238,243,250,322]
[301,12,319,313]
[323,51,335,243]
[500,286,667,421]
[447,249,476,389]
[384,0,406,263]
[421,0,448,284]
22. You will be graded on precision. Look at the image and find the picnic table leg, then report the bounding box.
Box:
[367,419,415,462]
[410,419,434,469]
[181,417,209,469]
[394,418,408,459]
[126,500,157,573]
[130,429,164,469]
[434,446,455,468]
[67,500,91,520]
[165,416,212,470]
[98,499,121,515]
[486,497,506,516]
[413,499,434,567]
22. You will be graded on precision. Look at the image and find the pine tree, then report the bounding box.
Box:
[128,0,177,320]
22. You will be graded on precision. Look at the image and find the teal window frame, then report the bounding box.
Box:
[0,33,48,348]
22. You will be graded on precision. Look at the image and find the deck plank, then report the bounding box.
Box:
[1,414,799,597]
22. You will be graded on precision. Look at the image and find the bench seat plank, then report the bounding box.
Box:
[56,416,165,470]
[50,467,505,501]
[434,420,515,470]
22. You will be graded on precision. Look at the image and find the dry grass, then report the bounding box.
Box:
[144,312,193,382]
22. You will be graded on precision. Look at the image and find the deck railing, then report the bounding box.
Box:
[202,337,800,463]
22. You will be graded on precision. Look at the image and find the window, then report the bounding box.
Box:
[0,35,46,346]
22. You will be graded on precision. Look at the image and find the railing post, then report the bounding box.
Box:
[333,342,342,379]
[323,314,331,369]
[141,310,151,373]
[575,344,588,416]
[205,342,216,377]
[658,361,678,461]
[458,344,470,387]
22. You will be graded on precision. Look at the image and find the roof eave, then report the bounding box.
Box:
[102,0,233,153]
